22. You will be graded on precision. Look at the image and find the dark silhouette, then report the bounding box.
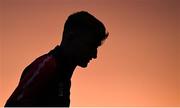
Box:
[5,11,108,107]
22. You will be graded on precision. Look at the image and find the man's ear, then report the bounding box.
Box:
[66,31,77,41]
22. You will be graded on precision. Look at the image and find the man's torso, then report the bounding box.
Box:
[5,46,71,107]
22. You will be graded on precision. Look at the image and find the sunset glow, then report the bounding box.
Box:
[1,0,180,107]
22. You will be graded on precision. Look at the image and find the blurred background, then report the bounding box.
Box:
[0,0,179,107]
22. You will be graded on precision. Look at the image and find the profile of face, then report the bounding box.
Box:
[70,32,100,68]
[77,45,98,68]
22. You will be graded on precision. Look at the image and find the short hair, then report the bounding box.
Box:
[62,11,109,46]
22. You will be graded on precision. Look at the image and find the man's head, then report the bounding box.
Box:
[61,11,108,67]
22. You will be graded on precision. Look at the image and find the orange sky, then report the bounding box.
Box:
[0,0,180,107]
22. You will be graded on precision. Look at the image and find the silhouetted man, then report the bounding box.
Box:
[5,11,108,107]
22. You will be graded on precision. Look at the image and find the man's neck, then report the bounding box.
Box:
[58,45,77,79]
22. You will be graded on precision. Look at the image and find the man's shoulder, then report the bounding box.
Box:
[20,54,57,81]
[27,54,57,71]
[33,54,56,66]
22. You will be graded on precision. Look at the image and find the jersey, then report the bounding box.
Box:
[5,46,71,107]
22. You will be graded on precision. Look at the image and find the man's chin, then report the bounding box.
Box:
[78,61,89,68]
[78,63,88,68]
